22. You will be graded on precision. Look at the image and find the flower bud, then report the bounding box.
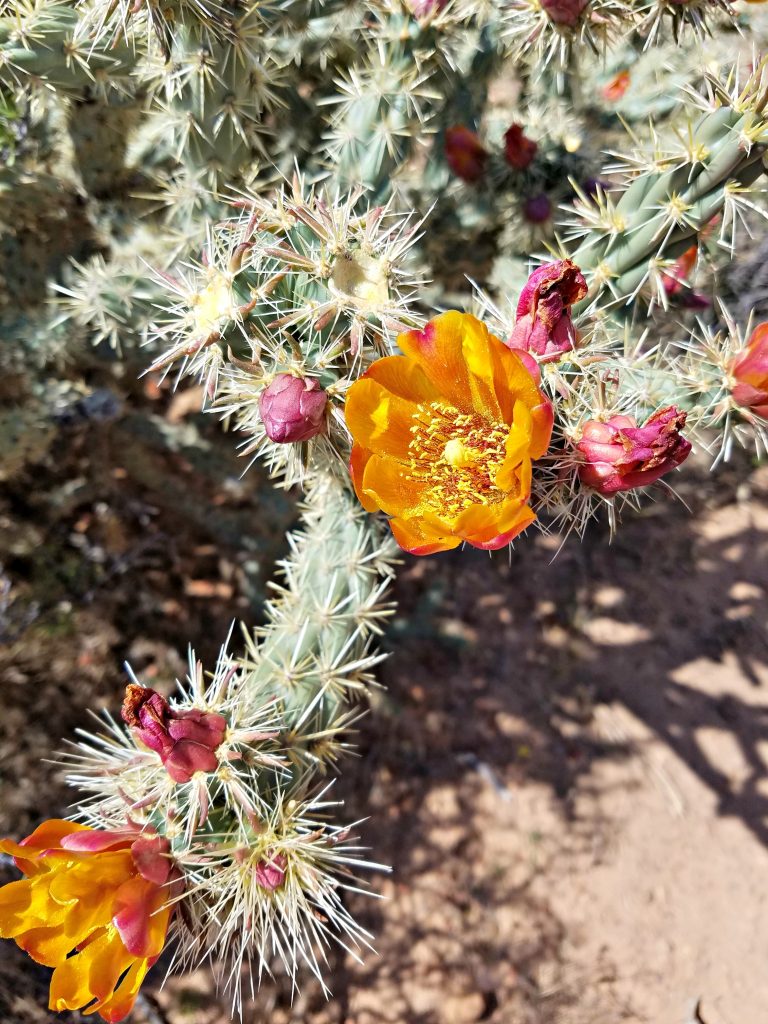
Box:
[255,852,287,891]
[522,194,552,224]
[444,126,487,183]
[506,259,587,363]
[541,0,587,26]
[407,0,448,16]
[503,123,537,171]
[730,322,768,420]
[259,374,328,444]
[576,407,692,495]
[121,684,227,784]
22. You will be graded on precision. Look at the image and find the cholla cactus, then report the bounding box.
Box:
[565,59,768,311]
[3,1,768,1021]
[148,175,426,485]
[49,474,396,1014]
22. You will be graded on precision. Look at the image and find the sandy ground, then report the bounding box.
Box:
[0,390,766,1024]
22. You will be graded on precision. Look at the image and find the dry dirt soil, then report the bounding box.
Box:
[1,380,766,1024]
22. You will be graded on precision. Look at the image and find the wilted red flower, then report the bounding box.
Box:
[541,0,587,26]
[577,407,692,495]
[602,69,631,102]
[504,123,537,171]
[0,820,174,1022]
[730,322,768,420]
[122,684,227,783]
[506,259,587,363]
[522,194,552,224]
[444,126,487,183]
[259,374,327,443]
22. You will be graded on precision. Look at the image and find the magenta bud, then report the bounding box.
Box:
[576,407,692,495]
[506,259,587,363]
[259,374,328,444]
[254,852,287,891]
[541,0,587,26]
[121,684,227,784]
[730,322,768,420]
[522,194,552,225]
[407,0,448,15]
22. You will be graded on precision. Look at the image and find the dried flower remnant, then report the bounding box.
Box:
[444,126,488,183]
[121,684,227,783]
[346,312,553,555]
[0,820,174,1022]
[507,260,587,363]
[577,407,692,495]
[504,123,538,170]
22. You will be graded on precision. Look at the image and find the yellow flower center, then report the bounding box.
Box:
[407,401,509,517]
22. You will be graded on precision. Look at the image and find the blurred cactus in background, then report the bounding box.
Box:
[2,0,768,1018]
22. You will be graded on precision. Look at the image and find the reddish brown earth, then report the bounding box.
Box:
[1,385,766,1024]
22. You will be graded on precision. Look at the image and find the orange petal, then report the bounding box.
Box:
[344,378,419,459]
[488,346,547,426]
[470,504,536,550]
[349,445,379,513]
[0,875,64,940]
[529,400,554,460]
[361,454,427,518]
[398,313,494,416]
[364,354,439,403]
[389,515,461,556]
[453,494,535,550]
[92,956,154,1023]
[10,821,90,876]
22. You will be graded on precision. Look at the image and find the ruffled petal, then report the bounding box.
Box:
[364,354,440,403]
[398,313,490,415]
[48,928,131,1014]
[92,956,154,1023]
[349,445,378,513]
[344,378,419,459]
[0,875,64,939]
[464,501,536,551]
[389,516,461,556]
[112,876,169,958]
[14,821,90,875]
[361,454,428,518]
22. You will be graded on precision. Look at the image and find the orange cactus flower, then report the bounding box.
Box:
[0,819,174,1023]
[602,69,631,102]
[346,312,553,555]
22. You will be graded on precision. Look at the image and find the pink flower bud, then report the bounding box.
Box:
[504,123,537,171]
[254,852,287,891]
[444,126,487,183]
[259,374,327,443]
[576,407,692,495]
[541,0,587,26]
[407,0,448,16]
[121,684,227,784]
[730,322,768,420]
[506,259,587,363]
